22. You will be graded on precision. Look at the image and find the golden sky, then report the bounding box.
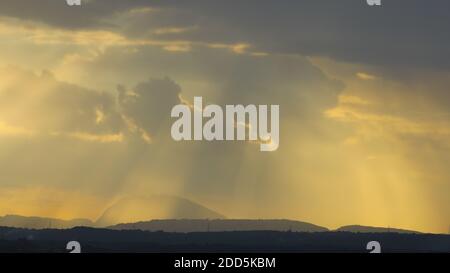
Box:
[0,0,449,233]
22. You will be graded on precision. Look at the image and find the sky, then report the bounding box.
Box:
[0,0,449,233]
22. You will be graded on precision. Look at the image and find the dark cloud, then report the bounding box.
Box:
[138,0,450,70]
[0,0,148,29]
[2,0,447,70]
[118,77,182,137]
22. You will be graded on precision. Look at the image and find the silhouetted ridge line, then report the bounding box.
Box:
[0,215,93,229]
[95,196,225,227]
[109,219,329,232]
[337,225,421,234]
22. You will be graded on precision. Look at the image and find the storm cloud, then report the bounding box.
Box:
[1,0,449,69]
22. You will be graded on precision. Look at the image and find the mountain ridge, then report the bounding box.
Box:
[0,214,93,229]
[109,219,329,233]
[337,225,421,234]
[0,214,431,234]
[95,195,225,227]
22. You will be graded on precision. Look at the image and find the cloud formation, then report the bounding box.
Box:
[0,67,122,138]
[1,0,449,70]
[118,77,182,141]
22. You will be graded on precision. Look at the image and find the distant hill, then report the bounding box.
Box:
[110,219,329,233]
[337,225,421,234]
[96,196,225,227]
[0,215,93,229]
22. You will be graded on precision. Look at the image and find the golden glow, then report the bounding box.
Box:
[0,186,109,220]
[0,16,448,234]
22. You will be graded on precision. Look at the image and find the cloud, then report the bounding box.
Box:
[118,77,182,140]
[326,103,450,145]
[0,67,184,199]
[356,72,377,81]
[0,66,186,144]
[139,0,450,70]
[0,0,149,29]
[0,66,123,137]
[2,0,449,70]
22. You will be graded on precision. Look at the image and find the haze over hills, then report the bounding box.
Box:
[0,196,428,234]
[95,196,225,227]
[0,214,431,235]
[0,215,93,229]
[110,219,329,233]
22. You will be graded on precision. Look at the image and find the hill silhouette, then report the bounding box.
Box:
[337,225,421,234]
[96,196,225,227]
[0,214,431,235]
[0,215,93,229]
[110,219,328,233]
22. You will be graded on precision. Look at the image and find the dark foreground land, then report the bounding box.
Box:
[0,226,448,253]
